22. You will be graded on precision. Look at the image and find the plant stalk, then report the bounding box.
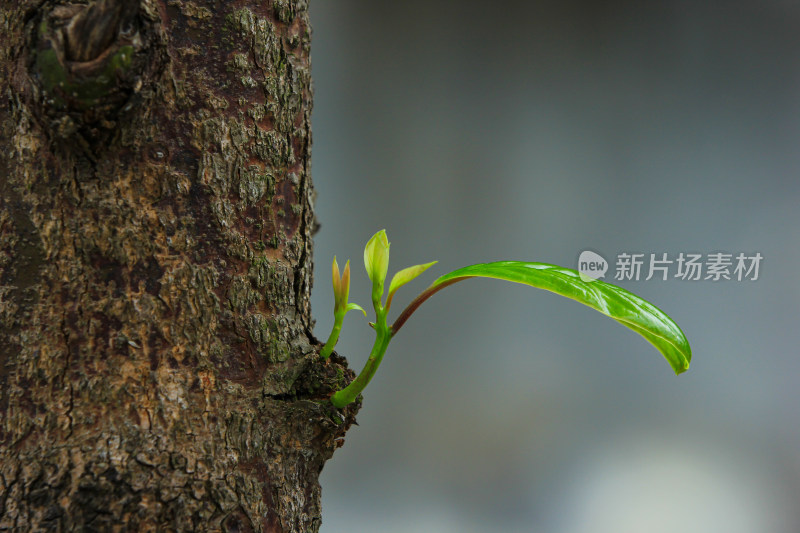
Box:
[319,314,343,359]
[331,309,391,408]
[391,277,468,336]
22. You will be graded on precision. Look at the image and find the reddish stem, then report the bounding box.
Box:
[390,277,471,336]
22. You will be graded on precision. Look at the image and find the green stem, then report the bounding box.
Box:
[331,309,391,408]
[319,314,343,359]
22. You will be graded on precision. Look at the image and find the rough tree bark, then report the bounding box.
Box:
[0,1,358,531]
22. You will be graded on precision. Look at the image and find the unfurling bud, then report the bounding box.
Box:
[364,229,390,307]
[321,256,365,359]
[332,257,347,311]
[332,257,364,318]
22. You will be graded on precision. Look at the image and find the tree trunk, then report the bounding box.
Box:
[0,1,357,531]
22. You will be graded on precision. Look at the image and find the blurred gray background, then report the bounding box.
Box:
[308,2,800,532]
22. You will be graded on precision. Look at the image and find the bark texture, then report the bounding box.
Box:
[0,1,357,531]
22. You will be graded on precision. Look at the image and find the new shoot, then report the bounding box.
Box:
[323,230,691,408]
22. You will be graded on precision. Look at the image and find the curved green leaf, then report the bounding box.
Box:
[345,302,367,317]
[429,262,691,374]
[386,261,438,309]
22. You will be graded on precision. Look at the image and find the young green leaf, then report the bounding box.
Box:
[345,302,367,316]
[385,261,438,310]
[392,261,691,375]
[364,229,390,306]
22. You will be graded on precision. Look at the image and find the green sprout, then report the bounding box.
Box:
[319,257,365,359]
[325,230,692,408]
